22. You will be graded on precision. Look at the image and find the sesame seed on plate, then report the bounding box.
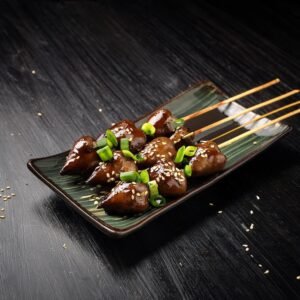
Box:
[250,223,254,230]
[264,270,270,274]
[37,112,43,117]
[218,210,223,214]
[250,210,254,215]
[256,195,260,200]
[296,275,300,280]
[0,215,5,219]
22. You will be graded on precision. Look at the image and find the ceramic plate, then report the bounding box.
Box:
[27,81,291,238]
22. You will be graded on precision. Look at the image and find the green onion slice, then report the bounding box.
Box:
[149,195,167,208]
[184,165,192,177]
[148,180,159,198]
[184,146,197,157]
[120,138,130,151]
[141,122,156,136]
[122,150,138,161]
[96,146,113,162]
[139,169,150,184]
[96,137,113,149]
[174,145,186,163]
[106,129,118,147]
[173,118,185,129]
[120,171,139,182]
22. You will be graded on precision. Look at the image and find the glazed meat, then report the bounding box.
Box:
[189,141,227,176]
[86,151,137,185]
[60,136,99,176]
[99,182,149,215]
[170,126,194,148]
[109,120,147,152]
[147,109,175,137]
[149,160,187,197]
[138,137,176,167]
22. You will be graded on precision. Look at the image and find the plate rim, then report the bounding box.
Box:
[27,80,292,238]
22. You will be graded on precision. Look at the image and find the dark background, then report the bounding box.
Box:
[0,0,299,299]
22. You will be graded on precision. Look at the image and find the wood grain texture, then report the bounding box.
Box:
[0,0,299,299]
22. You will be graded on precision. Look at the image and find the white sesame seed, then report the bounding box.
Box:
[131,195,135,200]
[62,243,67,249]
[246,229,250,232]
[253,141,257,145]
[31,70,36,74]
[296,275,300,280]
[258,264,262,268]
[0,215,5,219]
[0,208,4,211]
[209,203,214,206]
[264,270,270,274]
[106,173,110,178]
[250,210,254,215]
[6,186,10,189]
[132,189,135,194]
[37,112,43,117]
[98,108,103,112]
[245,248,249,252]
[242,244,248,247]
[256,195,260,200]
[250,254,254,258]
[250,223,254,230]
[136,193,141,197]
[218,210,223,214]
[94,200,99,205]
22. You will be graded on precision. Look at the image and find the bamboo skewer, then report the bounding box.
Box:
[182,78,280,121]
[218,108,300,149]
[191,89,299,137]
[211,100,300,142]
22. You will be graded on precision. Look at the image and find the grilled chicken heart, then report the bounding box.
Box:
[149,160,187,197]
[138,137,176,167]
[189,141,227,176]
[86,151,137,185]
[60,136,99,176]
[146,109,175,137]
[170,126,194,149]
[99,182,149,215]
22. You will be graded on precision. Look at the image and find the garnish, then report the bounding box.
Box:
[139,169,150,184]
[97,146,113,162]
[120,138,130,151]
[184,165,192,177]
[96,137,113,149]
[149,195,167,207]
[141,122,156,136]
[106,129,118,147]
[184,146,197,157]
[174,145,186,163]
[120,171,139,182]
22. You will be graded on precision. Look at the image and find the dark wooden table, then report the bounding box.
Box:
[0,1,299,299]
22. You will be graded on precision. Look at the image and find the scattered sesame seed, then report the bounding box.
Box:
[37,112,43,117]
[253,141,257,145]
[32,70,36,74]
[242,244,248,247]
[0,208,4,211]
[209,203,214,206]
[94,201,99,205]
[250,210,254,215]
[246,229,250,232]
[250,223,254,230]
[250,254,254,258]
[11,193,15,196]
[245,248,249,252]
[258,264,262,268]
[256,195,260,200]
[62,243,67,249]
[111,123,115,126]
[0,215,5,219]
[7,196,11,199]
[0,189,4,192]
[98,108,103,112]
[218,210,223,214]
[179,262,183,267]
[131,195,135,200]
[6,186,10,189]
[264,270,270,274]
[296,275,300,280]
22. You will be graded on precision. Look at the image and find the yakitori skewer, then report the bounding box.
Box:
[218,108,300,148]
[189,89,299,137]
[211,101,300,142]
[182,78,280,121]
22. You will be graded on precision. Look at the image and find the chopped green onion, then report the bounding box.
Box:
[149,195,167,208]
[106,129,118,147]
[122,150,138,161]
[120,138,130,151]
[148,180,159,198]
[184,165,192,177]
[96,137,113,149]
[174,145,186,163]
[139,170,150,184]
[120,171,139,182]
[173,118,185,129]
[136,153,144,162]
[97,146,113,162]
[184,146,197,157]
[141,122,156,136]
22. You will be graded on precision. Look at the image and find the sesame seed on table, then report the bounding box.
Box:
[0,1,299,299]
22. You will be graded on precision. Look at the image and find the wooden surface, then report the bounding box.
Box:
[0,1,299,299]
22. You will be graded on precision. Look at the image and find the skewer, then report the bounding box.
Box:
[218,108,300,149]
[182,79,280,121]
[190,89,299,137]
[211,101,300,142]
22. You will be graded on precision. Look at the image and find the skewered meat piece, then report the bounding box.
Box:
[149,160,187,197]
[170,126,194,148]
[99,182,149,215]
[138,137,176,167]
[60,136,99,176]
[108,120,147,153]
[86,151,137,185]
[189,141,227,176]
[147,109,175,137]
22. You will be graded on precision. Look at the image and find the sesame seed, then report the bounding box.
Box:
[250,223,254,230]
[245,248,249,252]
[256,195,260,200]
[209,203,214,206]
[250,254,254,258]
[131,195,135,200]
[32,70,36,74]
[62,243,67,249]
[136,193,141,197]
[106,173,110,178]
[218,210,223,214]
[0,215,5,219]
[6,186,10,189]
[98,108,103,112]
[0,208,4,211]
[7,196,11,199]
[0,189,4,192]
[37,112,43,117]
[250,210,254,215]
[264,270,270,274]
[246,229,250,232]
[242,244,248,247]
[258,264,262,268]
[296,275,300,280]
[253,141,257,145]
[94,201,99,205]
[132,189,135,194]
